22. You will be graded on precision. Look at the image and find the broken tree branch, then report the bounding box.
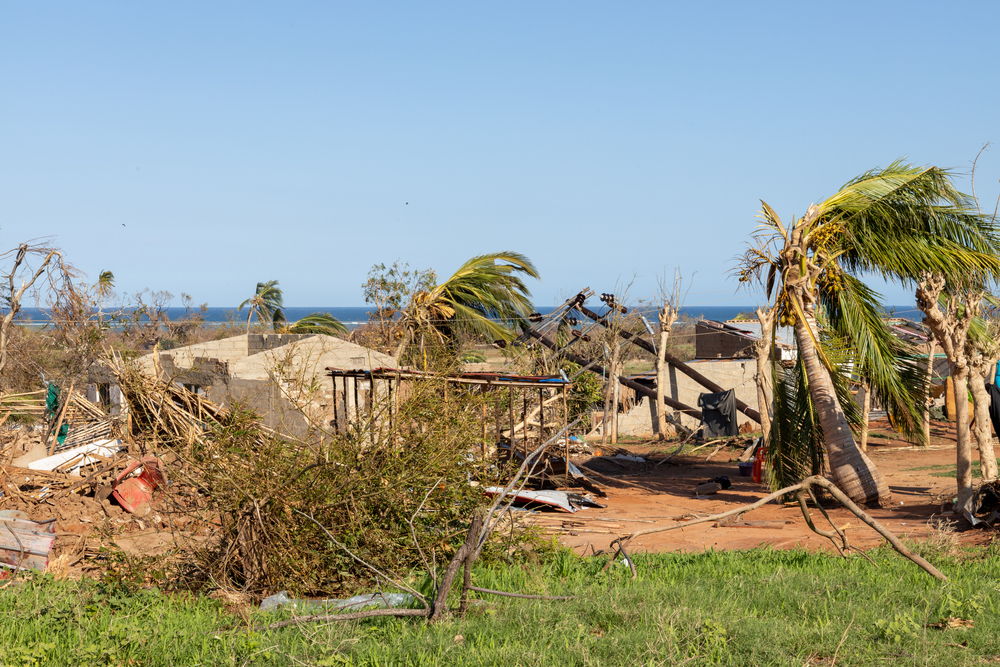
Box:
[612,475,947,581]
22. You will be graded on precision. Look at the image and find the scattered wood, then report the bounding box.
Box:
[716,517,787,529]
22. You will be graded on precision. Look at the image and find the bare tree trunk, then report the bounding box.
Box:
[952,368,976,508]
[601,368,612,446]
[654,303,678,440]
[610,351,621,445]
[754,306,774,442]
[793,310,891,506]
[922,339,936,446]
[917,274,983,511]
[0,245,61,379]
[969,368,998,482]
[859,382,871,453]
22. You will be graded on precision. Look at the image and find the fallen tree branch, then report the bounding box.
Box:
[611,475,947,581]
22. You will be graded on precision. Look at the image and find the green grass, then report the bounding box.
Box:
[907,459,1000,478]
[3,545,1000,665]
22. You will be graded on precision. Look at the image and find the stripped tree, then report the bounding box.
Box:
[917,276,985,508]
[654,277,681,440]
[967,310,1000,483]
[753,305,776,442]
[0,242,71,382]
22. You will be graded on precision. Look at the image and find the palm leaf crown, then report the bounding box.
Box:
[816,161,1000,282]
[417,251,539,341]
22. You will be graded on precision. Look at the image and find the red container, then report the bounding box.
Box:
[751,446,766,484]
[112,456,165,516]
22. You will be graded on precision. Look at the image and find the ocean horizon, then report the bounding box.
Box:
[15,304,923,329]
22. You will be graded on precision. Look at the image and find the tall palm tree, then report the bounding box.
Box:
[739,162,1000,506]
[239,280,286,333]
[396,252,539,366]
[286,312,348,337]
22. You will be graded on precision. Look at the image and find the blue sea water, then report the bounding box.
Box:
[15,304,920,329]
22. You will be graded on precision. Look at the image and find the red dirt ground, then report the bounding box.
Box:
[532,419,997,555]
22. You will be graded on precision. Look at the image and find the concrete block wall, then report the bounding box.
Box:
[247,333,316,356]
[613,359,760,437]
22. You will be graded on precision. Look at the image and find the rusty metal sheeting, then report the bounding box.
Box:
[0,511,56,571]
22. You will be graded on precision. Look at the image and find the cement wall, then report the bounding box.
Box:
[614,359,760,437]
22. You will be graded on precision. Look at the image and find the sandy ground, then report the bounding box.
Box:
[530,419,996,555]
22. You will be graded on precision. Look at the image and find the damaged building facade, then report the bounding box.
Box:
[89,333,396,435]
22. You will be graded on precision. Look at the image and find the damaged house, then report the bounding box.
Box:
[613,320,796,437]
[89,333,396,435]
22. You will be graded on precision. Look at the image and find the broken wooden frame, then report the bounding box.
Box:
[327,367,573,463]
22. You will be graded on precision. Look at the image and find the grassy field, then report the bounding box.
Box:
[2,543,1000,666]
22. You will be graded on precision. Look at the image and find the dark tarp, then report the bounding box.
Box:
[698,389,738,438]
[987,383,1000,440]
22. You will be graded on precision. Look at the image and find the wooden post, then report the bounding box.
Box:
[353,376,360,427]
[330,375,340,433]
[386,376,394,435]
[562,386,571,482]
[480,398,488,458]
[368,377,376,447]
[508,387,515,450]
[522,394,529,456]
[493,387,501,448]
[611,374,620,444]
[859,382,871,452]
[538,388,545,448]
[46,381,75,455]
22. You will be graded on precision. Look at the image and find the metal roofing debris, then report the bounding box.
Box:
[0,511,56,571]
[482,487,606,513]
[327,367,571,387]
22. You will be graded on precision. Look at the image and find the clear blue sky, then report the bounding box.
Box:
[4,2,1000,309]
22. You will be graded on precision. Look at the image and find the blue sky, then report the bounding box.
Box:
[3,2,999,308]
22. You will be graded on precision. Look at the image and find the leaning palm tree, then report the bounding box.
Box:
[239,280,286,332]
[286,312,348,337]
[396,252,539,366]
[739,162,1000,506]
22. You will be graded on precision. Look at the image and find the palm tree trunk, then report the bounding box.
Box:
[792,311,891,507]
[952,367,975,509]
[922,340,935,446]
[969,373,998,482]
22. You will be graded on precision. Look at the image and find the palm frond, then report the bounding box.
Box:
[818,162,1000,283]
[819,273,926,439]
[288,312,348,337]
[430,251,539,340]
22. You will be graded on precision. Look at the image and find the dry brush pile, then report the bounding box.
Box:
[108,355,510,597]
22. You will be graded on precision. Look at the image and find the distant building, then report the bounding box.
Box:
[696,320,796,361]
